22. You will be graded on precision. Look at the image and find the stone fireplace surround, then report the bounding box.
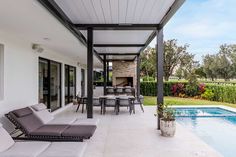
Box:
[112,61,137,87]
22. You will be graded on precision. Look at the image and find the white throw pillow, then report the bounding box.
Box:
[0,123,15,152]
[31,103,47,111]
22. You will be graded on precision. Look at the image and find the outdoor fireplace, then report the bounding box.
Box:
[112,61,136,87]
[115,77,133,87]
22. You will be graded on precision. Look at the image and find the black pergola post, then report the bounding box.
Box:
[103,55,107,95]
[106,61,109,84]
[87,27,94,118]
[156,29,164,130]
[136,54,141,98]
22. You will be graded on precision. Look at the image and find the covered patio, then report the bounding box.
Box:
[0,0,226,157]
[57,105,222,157]
[38,0,185,128]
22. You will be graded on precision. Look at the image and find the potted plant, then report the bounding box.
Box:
[158,103,176,137]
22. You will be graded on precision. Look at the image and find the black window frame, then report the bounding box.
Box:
[64,64,76,105]
[39,57,62,111]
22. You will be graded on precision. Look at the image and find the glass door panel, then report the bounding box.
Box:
[65,65,69,105]
[38,59,49,107]
[65,65,76,105]
[69,67,76,102]
[39,58,61,111]
[50,61,61,111]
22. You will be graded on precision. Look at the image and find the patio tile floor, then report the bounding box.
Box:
[56,106,222,157]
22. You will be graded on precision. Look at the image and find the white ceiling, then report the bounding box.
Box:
[0,0,102,67]
[55,0,175,24]
[106,55,136,60]
[81,30,153,44]
[54,0,175,58]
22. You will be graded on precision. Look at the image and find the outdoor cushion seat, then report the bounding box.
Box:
[29,125,69,136]
[38,142,87,157]
[0,123,88,157]
[7,107,97,141]
[62,125,96,138]
[47,117,77,125]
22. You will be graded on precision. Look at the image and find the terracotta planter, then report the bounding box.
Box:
[160,118,176,137]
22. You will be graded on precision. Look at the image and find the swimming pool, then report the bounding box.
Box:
[175,107,236,157]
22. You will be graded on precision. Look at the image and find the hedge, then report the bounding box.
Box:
[140,81,236,104]
[140,81,188,96]
[206,84,236,104]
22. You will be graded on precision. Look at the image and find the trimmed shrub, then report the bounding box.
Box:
[201,89,214,100]
[185,84,198,97]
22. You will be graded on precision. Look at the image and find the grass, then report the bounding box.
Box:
[144,96,236,108]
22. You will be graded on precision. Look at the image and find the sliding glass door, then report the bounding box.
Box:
[65,65,76,105]
[39,58,61,111]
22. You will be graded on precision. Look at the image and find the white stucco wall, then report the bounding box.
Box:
[0,33,86,129]
[0,44,4,101]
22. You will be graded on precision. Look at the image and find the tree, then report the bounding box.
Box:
[195,67,207,79]
[175,67,183,80]
[216,44,236,81]
[141,39,194,81]
[202,44,236,81]
[140,46,155,79]
[202,54,218,81]
[163,39,192,81]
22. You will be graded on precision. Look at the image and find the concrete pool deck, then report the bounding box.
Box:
[56,106,223,157]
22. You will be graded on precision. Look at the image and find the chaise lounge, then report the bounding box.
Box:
[0,123,87,157]
[6,107,96,142]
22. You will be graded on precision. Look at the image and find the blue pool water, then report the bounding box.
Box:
[175,107,236,157]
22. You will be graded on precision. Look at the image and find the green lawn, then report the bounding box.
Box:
[144,96,236,108]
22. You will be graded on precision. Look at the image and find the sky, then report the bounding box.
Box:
[149,0,236,62]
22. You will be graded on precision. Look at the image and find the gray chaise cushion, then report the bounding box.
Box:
[0,123,15,153]
[30,125,69,136]
[62,125,96,138]
[38,142,87,157]
[47,117,77,125]
[10,109,44,134]
[12,107,33,118]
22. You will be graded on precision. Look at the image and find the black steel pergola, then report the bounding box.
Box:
[38,0,185,129]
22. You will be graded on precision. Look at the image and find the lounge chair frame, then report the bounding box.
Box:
[5,113,85,142]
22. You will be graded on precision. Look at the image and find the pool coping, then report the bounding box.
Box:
[171,105,236,113]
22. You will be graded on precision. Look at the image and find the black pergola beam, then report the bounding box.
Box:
[98,53,139,56]
[138,31,156,53]
[94,44,145,47]
[159,0,186,28]
[75,24,160,30]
